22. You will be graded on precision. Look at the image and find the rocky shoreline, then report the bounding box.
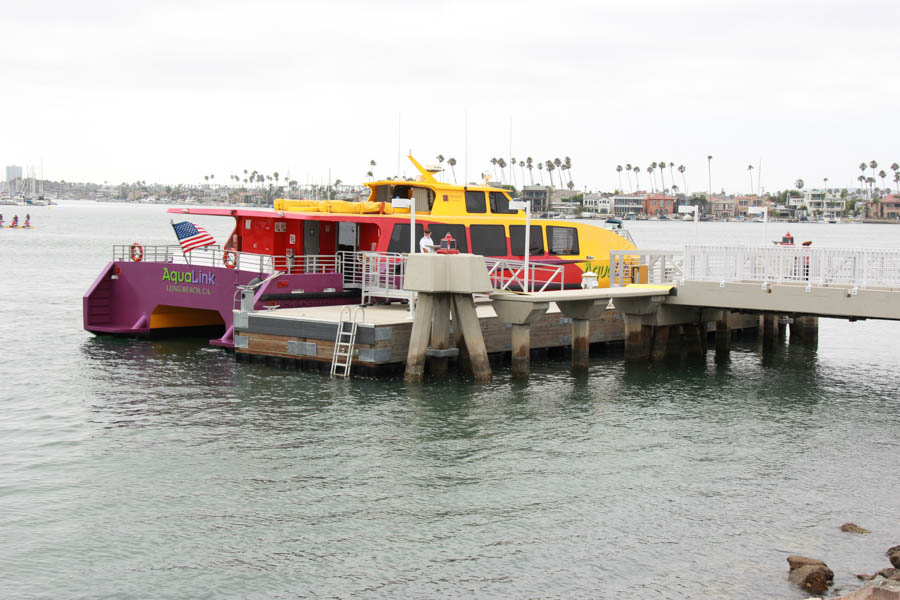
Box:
[787,524,900,599]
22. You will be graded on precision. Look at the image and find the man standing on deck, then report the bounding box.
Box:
[419,228,434,253]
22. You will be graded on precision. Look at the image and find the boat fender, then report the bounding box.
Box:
[130,242,144,262]
[223,250,237,269]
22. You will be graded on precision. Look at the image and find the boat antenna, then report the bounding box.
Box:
[509,116,512,190]
[464,110,468,189]
[397,113,401,179]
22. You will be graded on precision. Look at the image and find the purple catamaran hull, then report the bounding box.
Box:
[83,261,353,348]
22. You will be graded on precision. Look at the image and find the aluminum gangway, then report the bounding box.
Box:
[612,245,900,321]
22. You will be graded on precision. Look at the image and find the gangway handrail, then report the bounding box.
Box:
[680,245,900,290]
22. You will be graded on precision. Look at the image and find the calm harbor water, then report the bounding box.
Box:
[1,202,899,599]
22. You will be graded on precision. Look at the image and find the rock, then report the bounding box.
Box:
[788,555,828,571]
[842,522,872,534]
[787,556,834,595]
[887,546,900,569]
[834,575,900,599]
[875,569,900,582]
[857,571,900,583]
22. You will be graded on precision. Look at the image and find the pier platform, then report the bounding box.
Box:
[233,299,760,376]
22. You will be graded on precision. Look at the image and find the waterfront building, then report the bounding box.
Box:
[872,194,900,219]
[612,194,644,217]
[5,165,22,182]
[710,196,736,220]
[799,189,843,220]
[642,193,675,217]
[521,186,552,214]
[583,193,612,215]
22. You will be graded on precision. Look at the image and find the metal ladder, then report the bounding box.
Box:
[330,306,365,378]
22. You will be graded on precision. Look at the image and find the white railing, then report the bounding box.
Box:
[682,245,900,289]
[484,258,567,293]
[358,252,410,305]
[114,244,338,275]
[610,250,684,287]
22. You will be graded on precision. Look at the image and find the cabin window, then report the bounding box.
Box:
[489,191,517,214]
[387,223,425,253]
[547,226,580,255]
[465,191,486,213]
[426,224,468,253]
[509,225,544,256]
[470,224,508,256]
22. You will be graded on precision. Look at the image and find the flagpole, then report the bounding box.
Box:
[171,220,190,264]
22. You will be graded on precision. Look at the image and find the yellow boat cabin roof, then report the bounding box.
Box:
[274,155,524,218]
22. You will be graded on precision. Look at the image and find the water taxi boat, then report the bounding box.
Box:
[83,156,636,348]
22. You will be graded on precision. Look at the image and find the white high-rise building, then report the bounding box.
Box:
[6,165,22,182]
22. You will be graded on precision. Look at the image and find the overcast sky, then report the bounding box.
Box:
[3,0,898,194]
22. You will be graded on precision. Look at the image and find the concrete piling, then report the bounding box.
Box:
[624,315,651,361]
[715,316,731,359]
[429,295,452,376]
[790,315,819,344]
[762,313,779,347]
[402,253,494,383]
[571,318,591,369]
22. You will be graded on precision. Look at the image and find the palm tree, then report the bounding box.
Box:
[366,170,373,181]
[870,160,878,184]
[678,164,687,194]
[553,158,562,187]
[436,154,445,182]
[447,157,457,183]
[894,171,900,194]
[879,170,887,191]
[647,164,656,192]
[490,158,498,181]
[633,165,642,190]
[518,161,526,186]
[497,158,507,183]
[537,162,544,185]
[526,157,534,185]
[546,160,556,188]
[891,162,900,193]
[858,174,866,194]
[616,165,623,191]
[510,156,517,187]
[625,163,633,192]
[563,156,572,187]
[657,160,666,190]
[747,165,754,194]
[795,178,804,190]
[668,162,675,190]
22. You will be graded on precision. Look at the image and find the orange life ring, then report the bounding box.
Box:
[130,242,144,262]
[223,250,237,269]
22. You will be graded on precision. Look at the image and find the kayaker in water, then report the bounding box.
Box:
[0,214,4,227]
[11,215,19,227]
[24,214,30,228]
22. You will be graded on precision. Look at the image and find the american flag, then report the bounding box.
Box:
[172,221,216,252]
